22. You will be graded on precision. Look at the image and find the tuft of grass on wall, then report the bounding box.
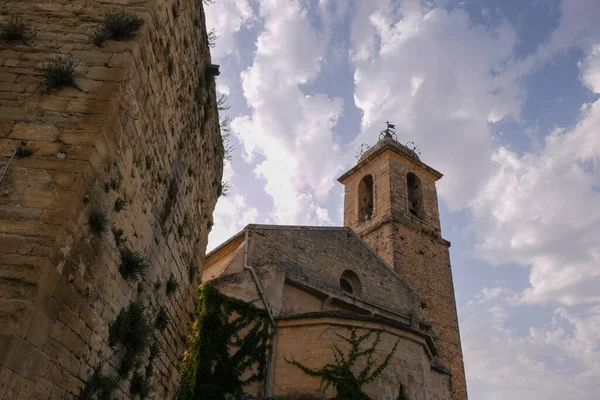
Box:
[119,247,148,281]
[89,211,109,235]
[15,142,37,157]
[103,10,144,40]
[38,56,78,94]
[155,307,170,331]
[115,198,126,212]
[130,370,150,398]
[167,56,174,77]
[109,178,119,190]
[109,301,153,377]
[166,275,179,297]
[113,228,125,247]
[207,28,218,48]
[88,27,108,47]
[76,369,119,400]
[188,263,198,282]
[0,16,32,42]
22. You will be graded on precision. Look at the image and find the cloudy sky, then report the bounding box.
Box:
[204,0,600,398]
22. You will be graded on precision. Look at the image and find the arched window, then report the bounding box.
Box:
[407,172,423,217]
[358,175,374,221]
[340,270,362,296]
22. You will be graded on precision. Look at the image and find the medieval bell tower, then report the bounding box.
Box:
[338,125,468,400]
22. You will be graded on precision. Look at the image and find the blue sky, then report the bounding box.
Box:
[205,1,600,398]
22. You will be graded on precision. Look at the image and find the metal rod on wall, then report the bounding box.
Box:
[0,144,20,186]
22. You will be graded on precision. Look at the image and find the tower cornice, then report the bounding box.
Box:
[338,137,443,183]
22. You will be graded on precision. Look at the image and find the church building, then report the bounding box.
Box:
[202,127,467,400]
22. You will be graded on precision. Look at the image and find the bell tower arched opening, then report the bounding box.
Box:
[358,175,374,222]
[407,172,423,218]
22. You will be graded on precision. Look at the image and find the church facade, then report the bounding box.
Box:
[203,133,467,399]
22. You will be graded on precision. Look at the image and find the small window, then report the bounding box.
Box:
[358,175,374,221]
[339,270,362,296]
[340,278,353,294]
[407,172,423,217]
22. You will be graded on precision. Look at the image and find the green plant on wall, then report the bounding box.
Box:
[178,283,272,400]
[166,274,179,296]
[76,369,119,400]
[109,301,153,376]
[37,55,79,93]
[0,16,32,42]
[286,327,399,400]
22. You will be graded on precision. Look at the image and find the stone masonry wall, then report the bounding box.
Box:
[247,226,423,319]
[387,154,467,400]
[340,147,467,399]
[273,319,452,400]
[0,1,223,399]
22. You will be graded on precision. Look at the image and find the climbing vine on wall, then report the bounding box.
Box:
[286,327,399,400]
[179,283,272,400]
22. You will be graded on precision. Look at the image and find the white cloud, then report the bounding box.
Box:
[462,288,600,400]
[348,1,600,398]
[205,0,255,61]
[209,0,600,397]
[471,97,600,306]
[579,45,600,93]
[208,193,259,251]
[349,0,522,210]
[231,0,345,224]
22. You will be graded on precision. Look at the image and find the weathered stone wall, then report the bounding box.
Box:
[273,318,452,400]
[339,145,467,400]
[0,1,222,398]
[246,226,423,319]
[206,253,450,399]
[387,154,467,400]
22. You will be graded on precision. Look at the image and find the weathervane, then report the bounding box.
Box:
[379,121,397,140]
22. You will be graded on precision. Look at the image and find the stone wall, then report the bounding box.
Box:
[387,154,467,400]
[246,226,423,319]
[339,144,467,400]
[273,318,452,400]
[0,1,223,398]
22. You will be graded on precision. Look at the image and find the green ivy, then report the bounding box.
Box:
[286,327,399,400]
[178,283,272,400]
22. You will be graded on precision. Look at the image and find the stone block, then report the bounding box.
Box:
[15,156,88,172]
[0,235,21,254]
[86,67,127,82]
[108,53,132,68]
[1,335,49,380]
[57,130,98,146]
[76,114,108,130]
[38,96,69,112]
[0,73,17,83]
[0,119,14,137]
[0,366,13,399]
[0,221,57,239]
[66,99,109,114]
[9,123,59,141]
[21,187,77,210]
[0,106,27,120]
[0,82,27,93]
[4,370,36,399]
[32,377,54,400]
[0,299,33,336]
